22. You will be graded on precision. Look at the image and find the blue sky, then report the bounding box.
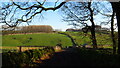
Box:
[17,2,75,31]
[22,10,71,31]
[19,1,112,31]
[0,1,117,31]
[24,2,114,31]
[0,1,72,31]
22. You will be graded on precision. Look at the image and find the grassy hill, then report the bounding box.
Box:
[2,32,114,49]
[2,33,72,47]
[61,32,113,48]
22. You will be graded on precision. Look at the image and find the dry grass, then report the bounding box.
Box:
[1,46,44,52]
[0,46,18,49]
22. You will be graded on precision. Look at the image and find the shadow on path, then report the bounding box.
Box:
[34,48,91,67]
[33,47,120,68]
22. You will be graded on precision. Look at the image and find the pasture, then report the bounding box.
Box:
[2,32,114,46]
[2,33,72,47]
[62,32,113,48]
[1,32,114,53]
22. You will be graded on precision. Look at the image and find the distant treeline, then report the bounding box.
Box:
[2,25,53,35]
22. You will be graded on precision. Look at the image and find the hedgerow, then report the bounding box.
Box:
[2,47,55,68]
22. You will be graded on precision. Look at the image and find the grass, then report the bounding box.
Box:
[2,33,72,47]
[64,32,113,47]
[2,31,114,49]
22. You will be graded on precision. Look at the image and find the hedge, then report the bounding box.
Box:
[2,47,55,68]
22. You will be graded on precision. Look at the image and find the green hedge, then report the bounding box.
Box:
[2,47,55,68]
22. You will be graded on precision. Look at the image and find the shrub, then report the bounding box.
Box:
[2,47,55,68]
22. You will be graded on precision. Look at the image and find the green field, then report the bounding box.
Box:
[2,32,119,67]
[2,33,72,47]
[2,32,114,48]
[64,32,113,46]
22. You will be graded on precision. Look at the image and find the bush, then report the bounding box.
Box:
[2,47,55,68]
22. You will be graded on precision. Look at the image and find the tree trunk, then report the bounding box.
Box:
[90,22,98,49]
[116,6,120,54]
[111,2,120,54]
[111,8,116,54]
[88,2,97,49]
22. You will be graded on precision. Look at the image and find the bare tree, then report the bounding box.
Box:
[0,0,66,29]
[101,2,120,54]
[111,9,116,54]
[88,2,97,48]
[61,2,99,48]
[96,2,117,54]
[110,2,120,54]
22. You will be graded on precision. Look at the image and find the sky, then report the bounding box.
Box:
[19,1,111,31]
[20,10,71,31]
[0,1,72,31]
[0,1,117,31]
[19,1,114,31]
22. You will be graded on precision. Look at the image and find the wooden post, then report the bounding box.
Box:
[19,46,22,52]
